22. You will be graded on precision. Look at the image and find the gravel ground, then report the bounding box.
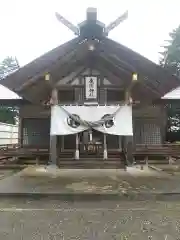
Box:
[0,199,180,239]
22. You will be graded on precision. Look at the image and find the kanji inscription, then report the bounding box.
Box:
[85,76,97,99]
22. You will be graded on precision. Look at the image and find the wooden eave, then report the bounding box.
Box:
[0,37,81,92]
[103,38,180,96]
[1,36,180,104]
[0,98,30,106]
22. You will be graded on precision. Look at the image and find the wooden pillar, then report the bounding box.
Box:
[75,133,79,160]
[126,136,134,165]
[49,135,57,165]
[121,136,127,166]
[118,136,122,151]
[160,104,167,143]
[103,134,108,160]
[61,136,64,151]
[49,88,58,165]
[125,90,134,165]
[89,130,93,142]
[123,74,137,165]
[18,116,22,148]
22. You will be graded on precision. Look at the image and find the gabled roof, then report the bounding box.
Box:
[1,36,180,104]
[162,86,180,99]
[0,84,21,99]
[104,38,180,95]
[0,38,79,93]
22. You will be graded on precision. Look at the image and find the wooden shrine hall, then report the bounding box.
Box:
[1,8,180,168]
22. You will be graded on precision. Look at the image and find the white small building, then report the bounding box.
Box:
[0,85,20,145]
[0,122,18,145]
[162,86,180,99]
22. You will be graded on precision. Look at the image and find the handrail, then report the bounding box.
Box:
[135,144,180,148]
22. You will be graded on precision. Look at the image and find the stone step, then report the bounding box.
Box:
[57,160,124,169]
[135,160,169,165]
[58,158,122,162]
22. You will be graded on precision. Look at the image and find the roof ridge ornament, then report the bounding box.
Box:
[104,11,128,36]
[55,8,128,38]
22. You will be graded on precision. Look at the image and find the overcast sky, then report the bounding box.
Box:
[0,0,180,97]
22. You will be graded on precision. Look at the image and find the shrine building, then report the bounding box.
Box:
[0,8,180,168]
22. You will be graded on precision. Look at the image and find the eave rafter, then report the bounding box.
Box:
[2,38,80,91]
[103,38,179,95]
[96,54,132,86]
[95,63,123,85]
[55,66,86,86]
[16,39,91,94]
[100,52,132,76]
[15,37,89,92]
[94,42,161,102]
[21,58,87,103]
[100,40,164,98]
[97,40,137,73]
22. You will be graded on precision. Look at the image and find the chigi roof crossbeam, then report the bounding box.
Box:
[55,8,128,39]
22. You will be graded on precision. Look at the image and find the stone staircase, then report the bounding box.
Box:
[16,157,48,165]
[57,151,125,169]
[13,150,126,169]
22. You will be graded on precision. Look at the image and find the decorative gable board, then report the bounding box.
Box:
[56,71,80,85]
[91,69,100,75]
[81,68,91,75]
[71,78,80,85]
[70,76,111,86]
[56,66,85,85]
[81,68,100,76]
[103,78,111,85]
[56,67,113,86]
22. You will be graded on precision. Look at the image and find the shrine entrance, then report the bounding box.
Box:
[79,130,103,158]
[60,130,122,160]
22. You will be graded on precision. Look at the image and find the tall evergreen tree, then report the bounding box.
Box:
[160,26,180,139]
[0,56,19,80]
[160,25,180,76]
[0,57,19,124]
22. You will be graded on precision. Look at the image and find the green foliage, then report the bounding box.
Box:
[0,57,19,124]
[0,56,19,80]
[160,26,180,138]
[166,104,180,132]
[0,106,17,125]
[160,25,180,76]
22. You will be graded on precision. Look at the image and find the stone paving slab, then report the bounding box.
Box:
[156,165,180,173]
[0,166,178,199]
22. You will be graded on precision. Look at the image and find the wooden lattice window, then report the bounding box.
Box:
[143,123,161,144]
[133,119,161,144]
[22,118,50,147]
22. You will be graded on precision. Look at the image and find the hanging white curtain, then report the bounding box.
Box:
[50,106,88,135]
[94,105,133,136]
[50,105,133,136]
